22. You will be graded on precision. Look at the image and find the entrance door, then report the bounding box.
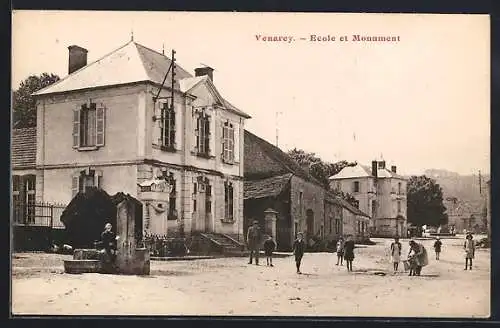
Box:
[204,184,212,232]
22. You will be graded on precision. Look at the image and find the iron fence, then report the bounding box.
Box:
[12,201,66,228]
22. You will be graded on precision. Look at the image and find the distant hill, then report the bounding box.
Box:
[413,169,489,213]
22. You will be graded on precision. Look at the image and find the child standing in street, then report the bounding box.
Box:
[390,237,402,273]
[335,236,345,266]
[343,235,355,272]
[293,232,306,274]
[263,235,276,267]
[464,233,475,270]
[433,237,442,260]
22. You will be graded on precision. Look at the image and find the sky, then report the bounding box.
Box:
[12,11,490,176]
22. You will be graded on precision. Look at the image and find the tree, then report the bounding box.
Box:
[407,175,448,227]
[12,73,60,128]
[287,148,358,206]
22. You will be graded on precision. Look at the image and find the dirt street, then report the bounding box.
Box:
[11,236,490,317]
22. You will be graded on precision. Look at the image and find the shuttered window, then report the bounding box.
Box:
[73,102,106,149]
[196,113,210,156]
[71,169,103,198]
[222,121,234,163]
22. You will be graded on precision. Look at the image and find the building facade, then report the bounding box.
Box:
[244,130,369,250]
[444,197,485,233]
[30,40,250,240]
[329,160,407,238]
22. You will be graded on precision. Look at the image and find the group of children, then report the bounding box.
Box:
[260,232,357,274]
[387,232,477,275]
[259,229,477,275]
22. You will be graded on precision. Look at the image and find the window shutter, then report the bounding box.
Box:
[73,106,81,148]
[96,104,106,146]
[233,122,240,162]
[94,170,103,189]
[174,107,181,148]
[207,116,214,154]
[194,115,200,152]
[71,175,80,198]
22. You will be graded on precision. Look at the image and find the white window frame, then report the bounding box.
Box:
[73,101,106,150]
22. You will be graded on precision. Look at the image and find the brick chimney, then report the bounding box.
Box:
[371,160,378,178]
[391,165,397,173]
[68,45,88,74]
[194,66,214,82]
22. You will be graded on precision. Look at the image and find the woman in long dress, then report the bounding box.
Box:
[390,237,402,273]
[408,240,428,276]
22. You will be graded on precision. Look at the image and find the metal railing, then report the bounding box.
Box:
[12,201,66,228]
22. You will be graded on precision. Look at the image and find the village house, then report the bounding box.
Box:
[444,197,485,234]
[29,39,251,242]
[12,127,37,224]
[243,130,370,251]
[329,161,408,238]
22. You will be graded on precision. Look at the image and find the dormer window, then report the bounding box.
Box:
[73,101,105,150]
[222,121,235,163]
[159,101,176,151]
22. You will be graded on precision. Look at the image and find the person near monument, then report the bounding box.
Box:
[263,235,276,267]
[292,232,306,274]
[101,223,117,264]
[247,220,262,265]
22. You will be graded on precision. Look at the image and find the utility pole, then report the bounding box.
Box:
[171,49,176,109]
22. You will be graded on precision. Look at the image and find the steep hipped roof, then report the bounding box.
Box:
[244,173,293,200]
[33,41,250,118]
[325,192,371,218]
[329,163,406,180]
[244,130,323,186]
[12,127,36,169]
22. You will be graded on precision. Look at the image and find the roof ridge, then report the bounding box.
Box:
[245,129,323,186]
[33,40,135,96]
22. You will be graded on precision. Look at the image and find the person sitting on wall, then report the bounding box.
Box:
[101,223,118,265]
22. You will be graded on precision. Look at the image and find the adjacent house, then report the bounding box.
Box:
[243,130,370,250]
[444,197,485,233]
[30,40,251,241]
[12,127,37,224]
[329,161,407,238]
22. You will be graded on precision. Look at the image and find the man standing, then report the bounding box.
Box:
[247,220,262,265]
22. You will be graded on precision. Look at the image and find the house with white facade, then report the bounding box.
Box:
[30,40,251,241]
[329,160,408,238]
